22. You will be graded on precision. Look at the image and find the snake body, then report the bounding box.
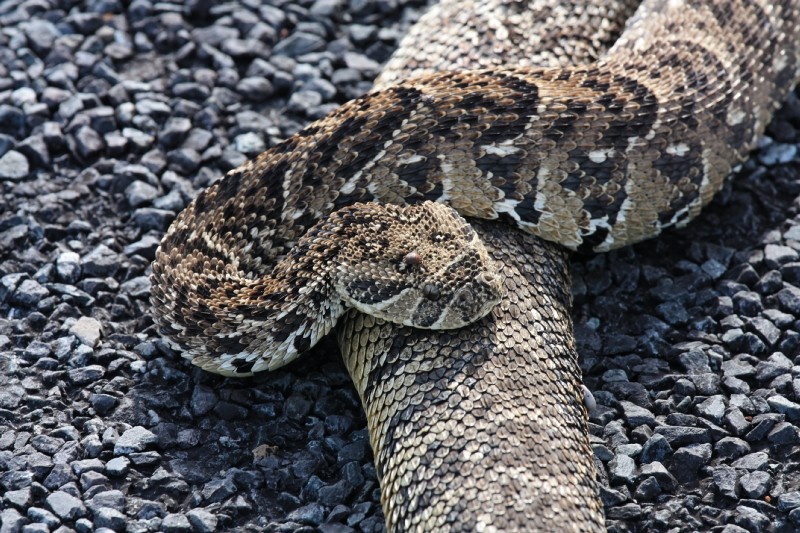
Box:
[150,0,800,530]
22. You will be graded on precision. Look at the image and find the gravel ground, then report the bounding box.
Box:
[1,1,800,532]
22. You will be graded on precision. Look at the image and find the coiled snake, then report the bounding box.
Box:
[150,0,800,530]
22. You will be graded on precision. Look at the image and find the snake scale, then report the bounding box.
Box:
[150,0,800,531]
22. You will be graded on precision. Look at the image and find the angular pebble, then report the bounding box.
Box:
[114,427,157,455]
[46,491,87,520]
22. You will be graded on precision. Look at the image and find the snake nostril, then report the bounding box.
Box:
[422,283,440,301]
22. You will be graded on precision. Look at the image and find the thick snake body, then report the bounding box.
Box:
[150,0,800,530]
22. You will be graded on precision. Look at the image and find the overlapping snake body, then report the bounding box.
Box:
[150,0,800,530]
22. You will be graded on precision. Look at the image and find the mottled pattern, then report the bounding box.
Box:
[151,202,502,375]
[150,0,800,530]
[339,222,596,531]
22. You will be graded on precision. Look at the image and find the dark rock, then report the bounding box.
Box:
[731,452,769,471]
[734,505,769,532]
[768,421,800,444]
[287,503,325,525]
[236,77,275,100]
[777,491,800,512]
[712,466,739,499]
[714,437,750,459]
[273,32,326,56]
[654,426,710,446]
[605,503,642,520]
[670,444,712,482]
[67,364,105,385]
[619,401,656,427]
[739,471,771,499]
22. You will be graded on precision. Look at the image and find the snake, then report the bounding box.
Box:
[149,0,800,530]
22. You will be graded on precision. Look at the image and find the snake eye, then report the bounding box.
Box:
[403,251,422,267]
[422,284,440,301]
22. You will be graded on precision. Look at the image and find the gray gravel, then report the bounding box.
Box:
[0,0,799,532]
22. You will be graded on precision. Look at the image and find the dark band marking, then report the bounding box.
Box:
[346,279,406,305]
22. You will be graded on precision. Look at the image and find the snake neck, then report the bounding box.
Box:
[337,223,597,532]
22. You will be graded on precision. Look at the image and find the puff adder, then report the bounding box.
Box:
[150,0,800,530]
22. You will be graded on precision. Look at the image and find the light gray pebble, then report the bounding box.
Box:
[72,458,105,475]
[233,132,267,154]
[87,490,125,514]
[758,142,797,165]
[619,400,655,426]
[114,426,157,455]
[767,395,800,421]
[273,32,326,56]
[125,181,160,207]
[23,522,51,533]
[608,454,637,485]
[186,509,218,533]
[696,395,726,425]
[288,90,323,114]
[105,457,130,477]
[94,507,126,531]
[69,317,103,347]
[4,487,32,509]
[343,51,380,75]
[161,513,192,533]
[0,150,29,182]
[46,491,87,520]
[56,251,82,283]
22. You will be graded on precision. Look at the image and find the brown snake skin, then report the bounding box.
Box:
[150,0,800,530]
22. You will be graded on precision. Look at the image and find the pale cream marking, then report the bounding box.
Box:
[588,148,614,163]
[665,143,690,157]
[482,144,523,156]
[727,108,746,126]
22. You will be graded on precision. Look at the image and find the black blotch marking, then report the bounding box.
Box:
[576,227,609,254]
[475,152,524,181]
[396,155,441,199]
[653,141,703,225]
[293,334,312,353]
[481,73,540,144]
[231,358,255,374]
[346,279,406,305]
[514,194,543,226]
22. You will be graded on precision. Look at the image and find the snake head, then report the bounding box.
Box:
[335,201,504,329]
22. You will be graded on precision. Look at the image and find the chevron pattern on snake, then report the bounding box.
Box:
[151,0,799,389]
[151,201,503,375]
